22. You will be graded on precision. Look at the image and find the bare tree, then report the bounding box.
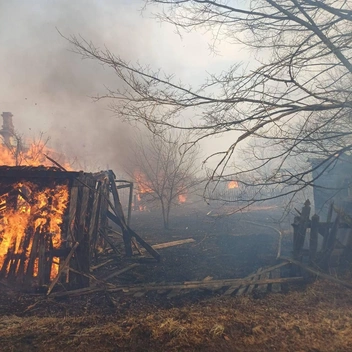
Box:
[126,131,199,229]
[67,0,352,206]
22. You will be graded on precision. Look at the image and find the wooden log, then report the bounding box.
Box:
[309,214,319,263]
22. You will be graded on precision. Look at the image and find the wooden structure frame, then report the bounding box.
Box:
[0,166,159,292]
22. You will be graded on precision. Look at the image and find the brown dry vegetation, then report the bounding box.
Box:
[1,280,352,352]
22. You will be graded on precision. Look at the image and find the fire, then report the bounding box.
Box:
[0,141,72,170]
[134,172,153,195]
[134,171,153,211]
[0,181,69,280]
[178,194,187,203]
[228,181,239,189]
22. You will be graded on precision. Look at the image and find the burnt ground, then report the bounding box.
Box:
[1,204,352,351]
[124,204,289,284]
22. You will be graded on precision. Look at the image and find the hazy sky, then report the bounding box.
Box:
[0,0,247,171]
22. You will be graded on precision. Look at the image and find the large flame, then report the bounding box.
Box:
[0,182,69,280]
[0,139,72,282]
[134,171,154,211]
[134,171,153,195]
[0,140,72,170]
[228,181,239,189]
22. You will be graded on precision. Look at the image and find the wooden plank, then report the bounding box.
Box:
[66,186,78,243]
[293,200,311,259]
[321,214,340,269]
[247,268,263,294]
[280,256,352,289]
[107,210,160,262]
[47,242,79,296]
[270,269,282,293]
[25,226,41,279]
[167,289,183,299]
[44,234,54,285]
[37,233,46,286]
[152,239,195,250]
[0,250,11,278]
[102,263,139,281]
[90,259,115,271]
[71,181,90,287]
[128,227,161,262]
[51,275,304,298]
[99,229,121,257]
[309,214,319,262]
[224,285,238,296]
[257,270,270,293]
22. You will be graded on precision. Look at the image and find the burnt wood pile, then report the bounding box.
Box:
[0,166,159,293]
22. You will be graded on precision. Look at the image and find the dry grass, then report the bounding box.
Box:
[2,280,352,351]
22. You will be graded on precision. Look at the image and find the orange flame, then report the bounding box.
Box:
[134,171,154,212]
[178,194,187,203]
[228,181,239,189]
[0,138,72,282]
[0,140,72,170]
[134,171,153,195]
[0,182,69,280]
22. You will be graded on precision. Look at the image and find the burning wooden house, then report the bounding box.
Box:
[0,112,159,293]
[0,166,160,292]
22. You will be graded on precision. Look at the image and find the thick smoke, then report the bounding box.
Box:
[0,0,157,172]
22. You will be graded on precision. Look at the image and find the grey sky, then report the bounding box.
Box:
[0,0,247,171]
